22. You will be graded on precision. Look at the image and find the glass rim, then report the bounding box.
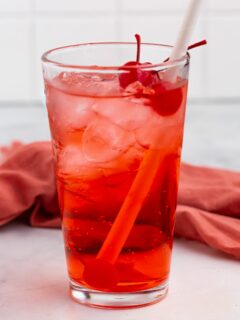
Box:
[41,41,190,71]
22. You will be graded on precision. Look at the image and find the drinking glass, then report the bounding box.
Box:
[42,42,189,308]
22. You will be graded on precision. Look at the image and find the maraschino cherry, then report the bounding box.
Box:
[119,34,206,117]
[119,34,155,88]
[149,81,184,116]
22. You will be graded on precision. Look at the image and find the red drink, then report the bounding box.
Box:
[42,41,189,307]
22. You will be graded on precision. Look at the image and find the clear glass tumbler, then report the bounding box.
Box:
[42,41,189,308]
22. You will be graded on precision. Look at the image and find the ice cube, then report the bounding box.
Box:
[101,144,144,176]
[82,115,135,163]
[55,72,122,97]
[92,97,154,131]
[58,144,104,181]
[134,110,164,148]
[46,85,97,145]
[136,120,183,150]
[47,86,95,128]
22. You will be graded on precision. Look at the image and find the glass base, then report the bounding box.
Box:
[70,279,168,309]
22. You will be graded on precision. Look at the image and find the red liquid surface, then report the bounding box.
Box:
[45,72,188,292]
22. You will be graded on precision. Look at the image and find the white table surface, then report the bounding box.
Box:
[0,102,240,320]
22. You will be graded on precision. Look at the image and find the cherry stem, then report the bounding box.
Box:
[164,39,207,62]
[135,34,141,63]
[188,39,207,50]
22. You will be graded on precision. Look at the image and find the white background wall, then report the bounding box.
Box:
[0,0,240,103]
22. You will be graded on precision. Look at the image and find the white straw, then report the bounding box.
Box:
[166,0,203,81]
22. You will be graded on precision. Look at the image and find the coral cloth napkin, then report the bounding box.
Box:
[0,141,239,258]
